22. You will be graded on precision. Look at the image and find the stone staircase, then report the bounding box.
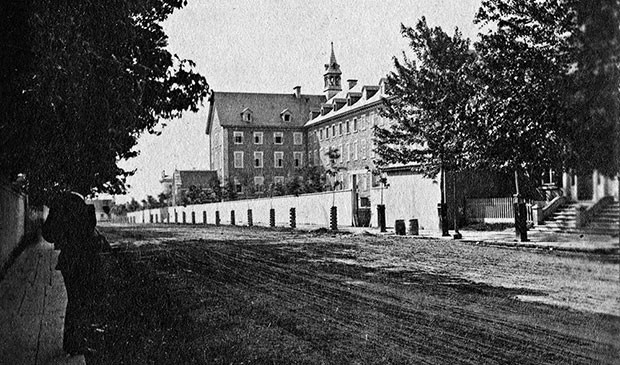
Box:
[585,201,619,236]
[537,203,581,234]
[537,201,619,236]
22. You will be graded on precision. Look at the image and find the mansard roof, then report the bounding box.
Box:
[304,79,388,127]
[206,91,325,132]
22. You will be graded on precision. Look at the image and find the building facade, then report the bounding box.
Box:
[204,44,441,229]
[305,43,395,217]
[206,88,325,194]
[170,169,218,206]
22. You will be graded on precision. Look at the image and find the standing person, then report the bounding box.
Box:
[42,192,109,355]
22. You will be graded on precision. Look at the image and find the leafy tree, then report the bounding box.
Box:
[375,17,476,234]
[223,179,238,201]
[1,0,209,205]
[324,147,346,206]
[473,0,575,190]
[145,195,159,209]
[285,176,303,196]
[110,203,128,216]
[208,176,223,202]
[271,182,286,197]
[473,0,619,186]
[158,192,171,207]
[126,198,141,212]
[299,165,326,193]
[376,18,476,179]
[183,185,213,204]
[565,0,620,176]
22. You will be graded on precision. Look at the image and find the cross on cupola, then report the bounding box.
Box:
[323,42,342,99]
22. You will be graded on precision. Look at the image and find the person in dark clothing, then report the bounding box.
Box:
[42,192,109,355]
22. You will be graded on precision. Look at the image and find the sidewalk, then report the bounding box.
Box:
[0,238,85,365]
[337,224,619,254]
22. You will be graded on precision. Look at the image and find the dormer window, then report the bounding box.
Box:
[280,109,292,122]
[241,108,253,123]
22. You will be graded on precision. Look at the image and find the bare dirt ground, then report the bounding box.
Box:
[84,224,620,364]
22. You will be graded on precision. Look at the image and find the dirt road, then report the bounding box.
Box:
[88,225,619,364]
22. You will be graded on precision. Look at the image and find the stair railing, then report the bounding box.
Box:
[541,195,567,221]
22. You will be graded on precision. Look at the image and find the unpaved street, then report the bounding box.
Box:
[89,224,620,364]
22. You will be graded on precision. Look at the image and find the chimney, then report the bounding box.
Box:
[347,79,358,90]
[293,86,301,99]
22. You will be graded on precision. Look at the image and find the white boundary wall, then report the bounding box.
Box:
[127,172,443,233]
[128,189,354,228]
[370,173,440,231]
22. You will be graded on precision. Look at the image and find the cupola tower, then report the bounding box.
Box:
[323,42,342,100]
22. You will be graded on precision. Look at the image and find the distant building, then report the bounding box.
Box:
[206,87,325,195]
[85,198,113,222]
[171,169,219,206]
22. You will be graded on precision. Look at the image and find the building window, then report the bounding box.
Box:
[234,178,242,193]
[332,124,336,138]
[338,122,343,135]
[346,143,350,162]
[242,111,252,122]
[353,118,358,132]
[254,151,263,168]
[293,132,303,145]
[254,176,264,187]
[353,141,358,160]
[233,151,244,168]
[254,132,263,144]
[283,113,291,122]
[234,131,243,144]
[338,144,343,163]
[319,128,324,140]
[274,151,284,168]
[361,140,367,159]
[274,176,284,185]
[274,132,283,144]
[326,127,330,139]
[346,120,350,134]
[294,152,303,168]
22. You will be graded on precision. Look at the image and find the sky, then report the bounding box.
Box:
[116,0,482,203]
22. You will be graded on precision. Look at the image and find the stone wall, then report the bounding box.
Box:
[129,189,354,228]
[128,172,443,234]
[370,172,440,231]
[0,184,27,271]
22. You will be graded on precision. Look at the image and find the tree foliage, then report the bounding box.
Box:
[474,0,619,178]
[375,17,476,178]
[378,1,619,198]
[1,0,209,204]
[473,0,576,180]
[565,0,620,176]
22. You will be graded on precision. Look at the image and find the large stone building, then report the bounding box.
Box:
[204,44,440,228]
[206,88,325,194]
[305,46,392,205]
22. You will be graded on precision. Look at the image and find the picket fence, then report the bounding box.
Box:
[465,197,533,223]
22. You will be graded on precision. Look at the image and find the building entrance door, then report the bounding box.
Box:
[577,173,593,201]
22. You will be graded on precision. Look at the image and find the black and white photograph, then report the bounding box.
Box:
[1,1,619,364]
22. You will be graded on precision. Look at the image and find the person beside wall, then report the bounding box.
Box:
[42,192,110,356]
